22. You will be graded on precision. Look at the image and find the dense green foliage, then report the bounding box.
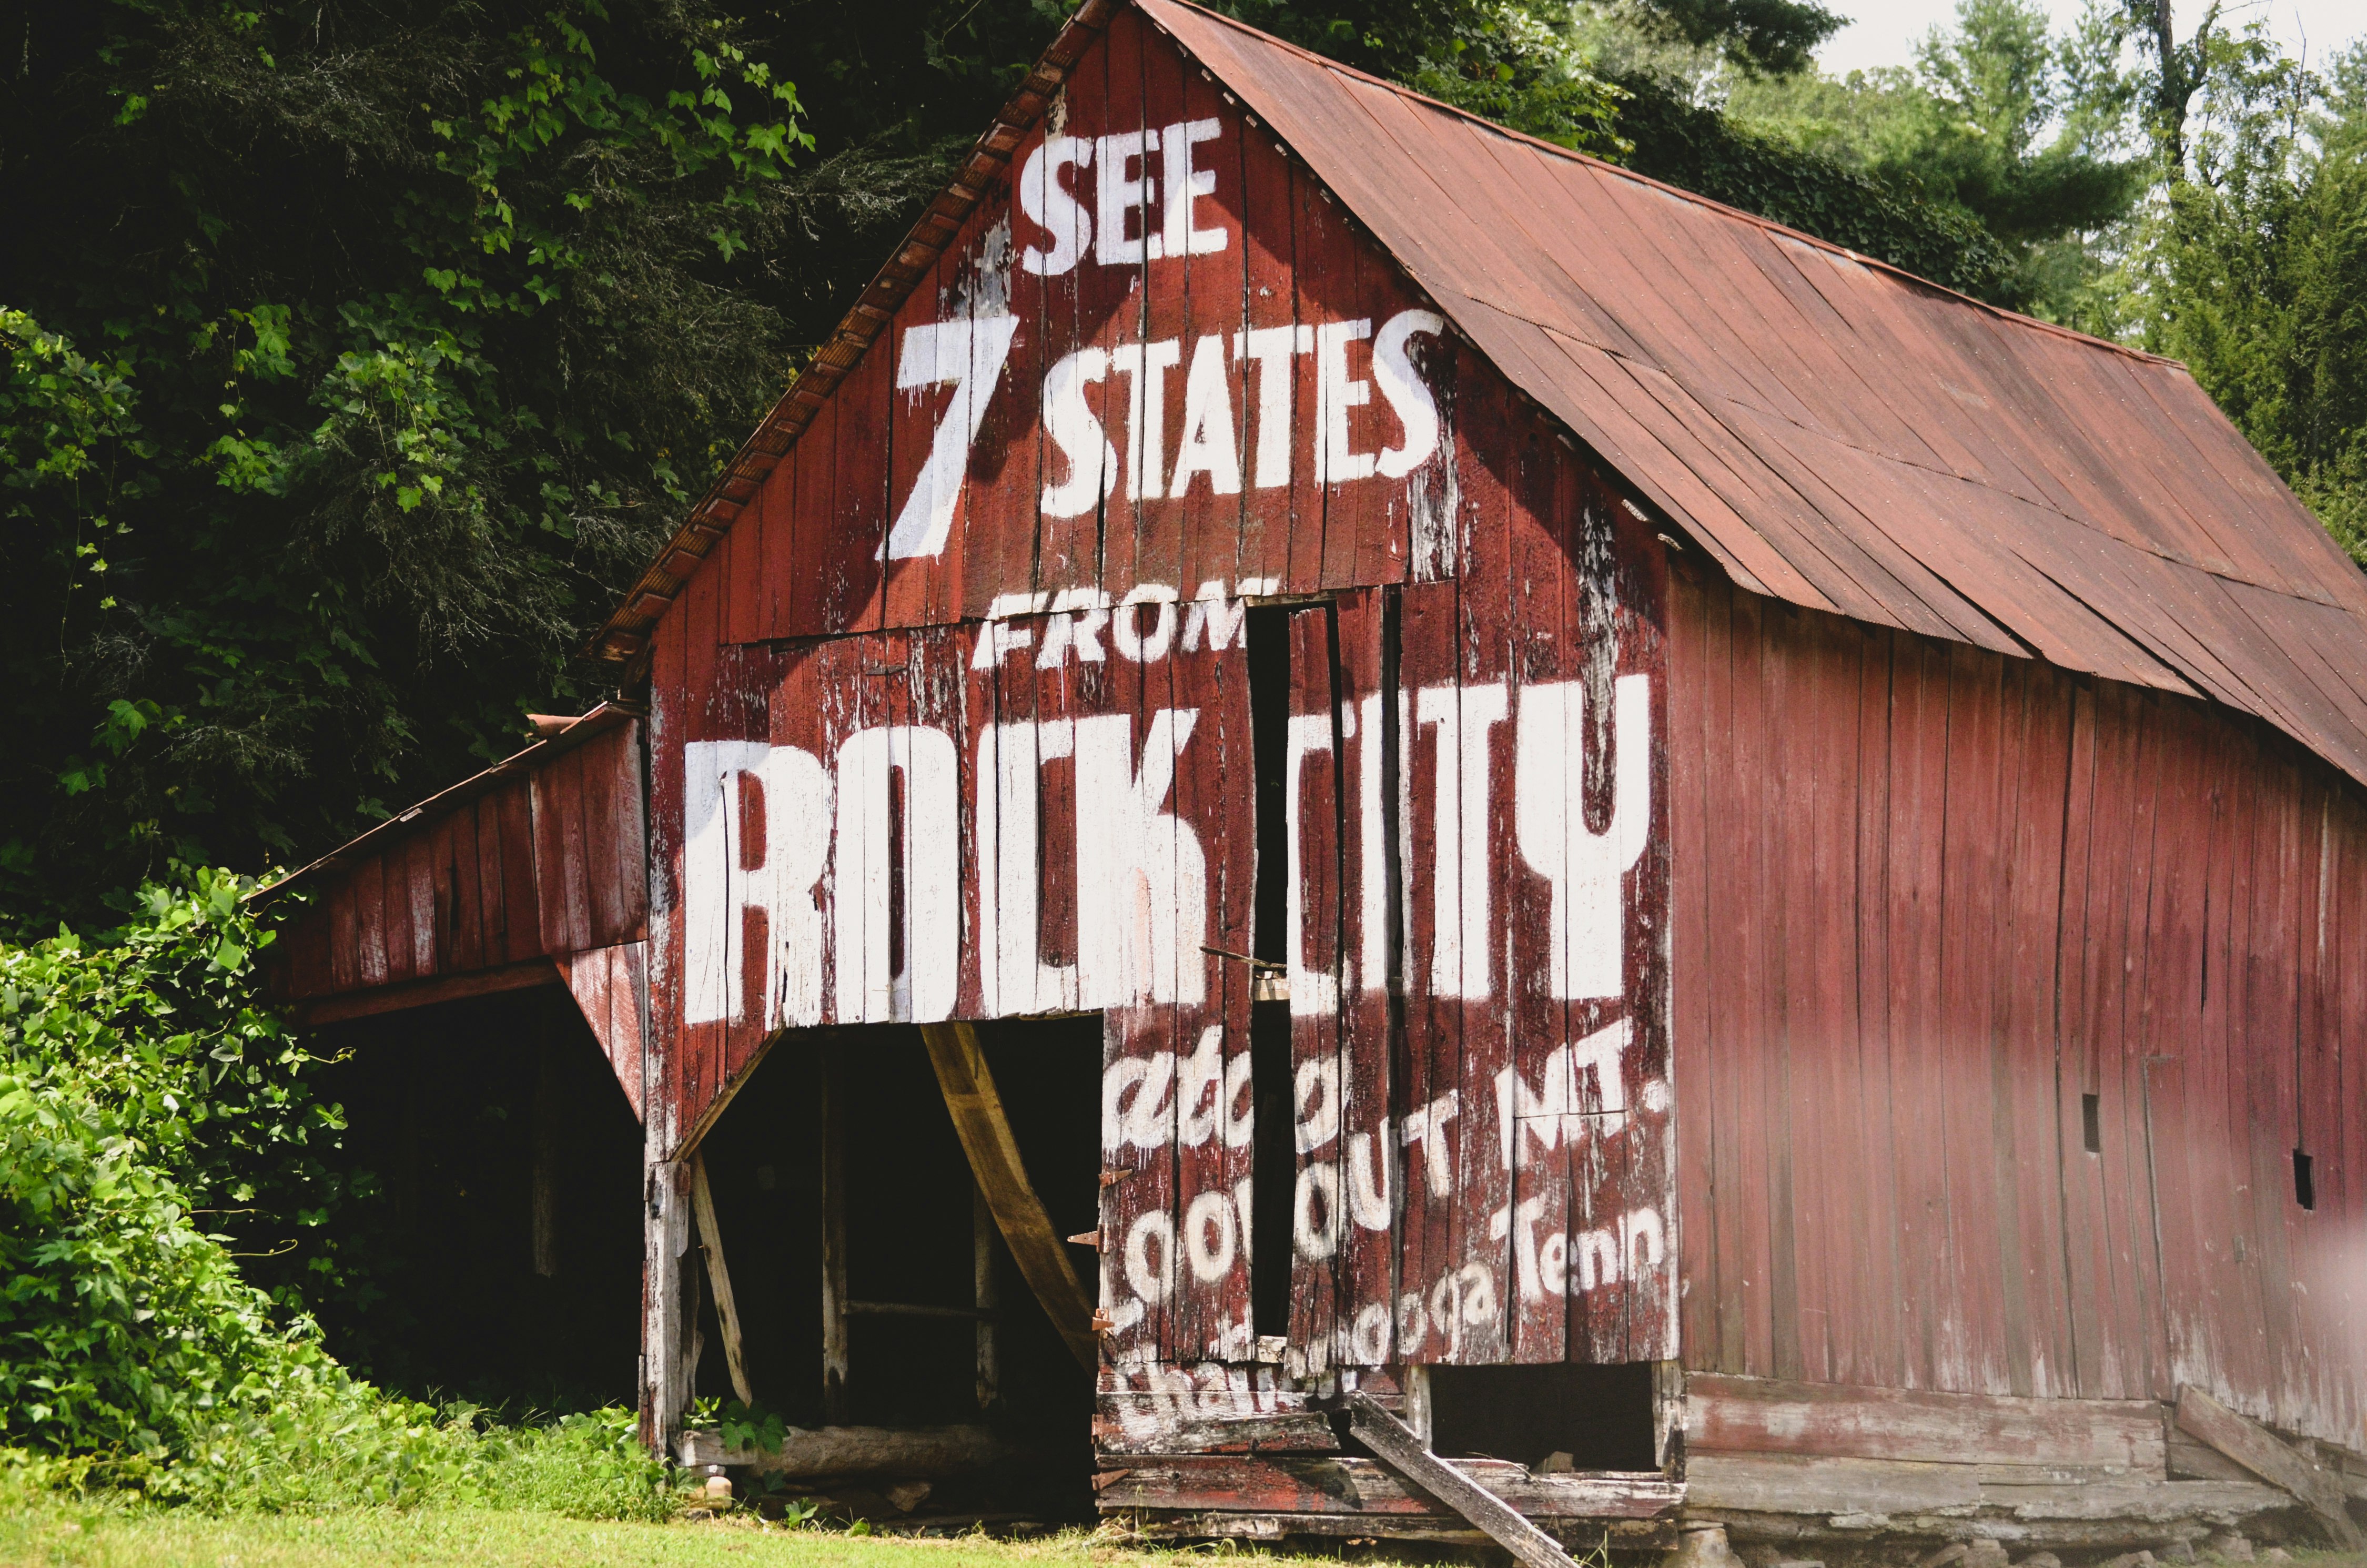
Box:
[2135,44,2367,558]
[0,871,333,1459]
[0,869,671,1514]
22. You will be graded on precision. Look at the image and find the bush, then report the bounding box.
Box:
[0,866,680,1518]
[0,867,345,1461]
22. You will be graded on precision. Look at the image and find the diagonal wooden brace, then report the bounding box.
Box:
[2176,1385,2364,1549]
[1345,1391,1580,1568]
[919,1021,1100,1371]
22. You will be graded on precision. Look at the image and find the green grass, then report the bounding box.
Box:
[0,1502,1382,1568]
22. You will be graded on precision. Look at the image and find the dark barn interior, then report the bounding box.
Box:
[689,1017,1104,1520]
[313,986,644,1406]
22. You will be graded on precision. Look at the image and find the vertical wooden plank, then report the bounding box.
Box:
[1885,632,1950,1389]
[328,869,361,993]
[1090,6,1151,603]
[496,777,542,965]
[1170,60,1249,610]
[821,1038,849,1422]
[355,854,390,989]
[378,843,415,984]
[1393,576,1461,1364]
[1848,623,1906,1390]
[1331,587,1397,1365]
[1230,95,1297,596]
[1500,446,1569,1369]
[2101,685,2171,1402]
[1667,565,1721,1373]
[2054,677,2114,1400]
[1933,643,2007,1393]
[1286,603,1346,1366]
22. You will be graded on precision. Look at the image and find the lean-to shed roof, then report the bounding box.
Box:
[593,0,2367,788]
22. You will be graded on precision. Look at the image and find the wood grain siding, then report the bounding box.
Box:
[275,717,648,1005]
[1670,566,2367,1452]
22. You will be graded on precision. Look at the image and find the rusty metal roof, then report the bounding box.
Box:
[1135,0,2367,787]
[592,0,2367,788]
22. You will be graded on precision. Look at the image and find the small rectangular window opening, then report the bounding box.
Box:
[2081,1093,2101,1155]
[2293,1149,2316,1211]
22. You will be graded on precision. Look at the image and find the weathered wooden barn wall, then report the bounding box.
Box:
[1669,566,2367,1450]
[274,714,649,1008]
[644,3,1677,1382]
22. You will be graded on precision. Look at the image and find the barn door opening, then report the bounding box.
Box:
[308,983,646,1403]
[1245,592,1401,1371]
[691,1016,1101,1523]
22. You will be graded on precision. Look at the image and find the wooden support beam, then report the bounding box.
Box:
[680,1423,1007,1479]
[1344,1391,1581,1568]
[531,1015,561,1278]
[2175,1385,2363,1547]
[974,1180,1000,1411]
[640,1155,694,1452]
[294,956,560,1026]
[688,1150,755,1409]
[820,1043,849,1422]
[918,1021,1098,1371]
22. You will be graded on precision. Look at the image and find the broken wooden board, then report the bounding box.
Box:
[679,1423,1006,1479]
[1095,1452,1683,1521]
[920,1020,1098,1370]
[686,1150,755,1408]
[2174,1385,2364,1547]
[1123,1509,1679,1549]
[1685,1374,2168,1472]
[1091,1408,1339,1455]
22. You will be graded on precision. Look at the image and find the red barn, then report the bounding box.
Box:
[267,0,2367,1553]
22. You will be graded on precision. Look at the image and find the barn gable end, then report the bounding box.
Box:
[644,3,1677,1391]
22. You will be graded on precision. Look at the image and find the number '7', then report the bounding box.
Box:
[879,316,1022,561]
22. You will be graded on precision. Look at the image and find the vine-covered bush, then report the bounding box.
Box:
[0,870,676,1518]
[0,868,333,1460]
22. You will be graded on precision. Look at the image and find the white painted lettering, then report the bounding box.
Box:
[1177,1024,1226,1147]
[1125,1209,1176,1303]
[1018,135,1094,277]
[1313,318,1375,484]
[833,725,961,1023]
[1111,582,1179,662]
[1293,1164,1340,1260]
[1040,347,1116,519]
[1094,129,1157,266]
[1108,339,1183,501]
[1399,1089,1459,1187]
[1415,680,1509,999]
[1169,333,1243,498]
[1513,675,1651,999]
[1158,118,1228,258]
[1235,325,1309,489]
[974,721,1080,1016]
[1180,583,1248,651]
[1293,1056,1340,1152]
[1373,309,1446,477]
[883,316,1020,560]
[1036,604,1109,667]
[1346,1123,1392,1231]
[1285,709,1341,1017]
[683,741,832,1027]
[1075,709,1208,1006]
[1184,1188,1237,1282]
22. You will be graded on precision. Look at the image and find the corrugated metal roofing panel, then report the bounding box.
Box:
[1135,0,2367,786]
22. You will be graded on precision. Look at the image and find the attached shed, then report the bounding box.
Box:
[269,0,2367,1552]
